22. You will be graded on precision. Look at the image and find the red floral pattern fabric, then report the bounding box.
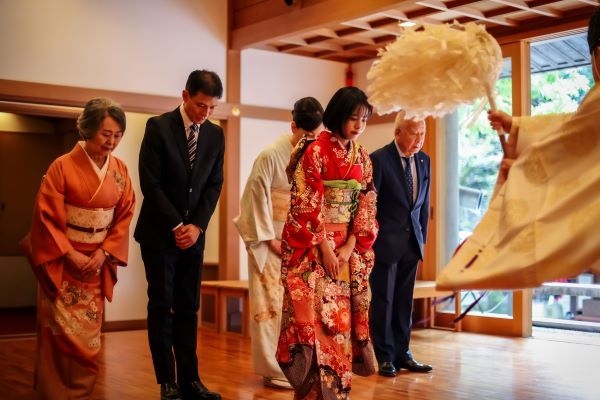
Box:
[277,132,378,399]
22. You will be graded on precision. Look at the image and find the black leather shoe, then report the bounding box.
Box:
[181,380,221,400]
[396,358,433,373]
[161,383,182,400]
[378,361,397,377]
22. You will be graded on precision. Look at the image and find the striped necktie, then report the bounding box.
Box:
[403,157,414,205]
[188,124,198,168]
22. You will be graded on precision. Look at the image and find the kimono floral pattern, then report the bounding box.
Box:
[42,277,104,353]
[277,132,378,400]
[112,170,126,195]
[22,142,135,395]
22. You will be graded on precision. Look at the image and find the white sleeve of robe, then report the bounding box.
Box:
[233,135,292,273]
[511,113,571,156]
[438,84,600,290]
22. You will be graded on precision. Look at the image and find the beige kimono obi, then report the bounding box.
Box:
[322,179,361,226]
[65,204,114,244]
[271,188,291,223]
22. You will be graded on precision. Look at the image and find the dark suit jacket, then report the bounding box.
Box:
[134,107,225,251]
[370,141,430,263]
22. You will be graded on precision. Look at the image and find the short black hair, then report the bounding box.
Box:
[588,7,600,54]
[292,97,324,131]
[185,69,223,98]
[322,87,373,134]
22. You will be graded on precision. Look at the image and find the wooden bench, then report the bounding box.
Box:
[200,280,250,337]
[413,280,462,332]
[199,279,461,337]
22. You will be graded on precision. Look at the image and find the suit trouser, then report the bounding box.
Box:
[369,246,420,364]
[141,244,203,384]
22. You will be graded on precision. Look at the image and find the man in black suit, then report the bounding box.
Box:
[135,70,224,400]
[369,111,432,377]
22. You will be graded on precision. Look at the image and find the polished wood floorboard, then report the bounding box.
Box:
[0,328,599,400]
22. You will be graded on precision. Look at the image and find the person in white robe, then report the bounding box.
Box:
[234,97,324,389]
[437,8,600,291]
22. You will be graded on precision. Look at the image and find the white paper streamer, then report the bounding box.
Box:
[366,22,503,120]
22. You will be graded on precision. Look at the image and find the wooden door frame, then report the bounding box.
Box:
[452,41,532,337]
[421,41,533,336]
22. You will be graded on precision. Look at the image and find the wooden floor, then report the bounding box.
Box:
[1,327,599,400]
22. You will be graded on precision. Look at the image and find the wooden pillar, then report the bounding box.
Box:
[219,48,241,280]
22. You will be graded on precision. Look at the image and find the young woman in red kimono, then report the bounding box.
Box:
[277,87,379,400]
[20,98,135,399]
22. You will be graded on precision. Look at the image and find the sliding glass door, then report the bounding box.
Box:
[437,42,531,336]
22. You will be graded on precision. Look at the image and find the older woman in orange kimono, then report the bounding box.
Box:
[277,87,378,400]
[20,98,135,399]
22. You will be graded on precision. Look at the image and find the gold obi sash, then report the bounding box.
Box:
[322,179,361,224]
[65,204,114,244]
[271,188,290,223]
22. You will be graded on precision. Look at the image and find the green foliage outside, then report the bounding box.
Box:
[456,65,593,236]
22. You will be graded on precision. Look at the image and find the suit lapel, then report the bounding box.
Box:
[170,111,191,171]
[387,143,412,208]
[414,153,426,203]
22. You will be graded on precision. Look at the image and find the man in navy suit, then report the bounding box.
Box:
[369,111,432,377]
[135,70,224,400]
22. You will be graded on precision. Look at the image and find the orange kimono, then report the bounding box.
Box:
[21,143,135,399]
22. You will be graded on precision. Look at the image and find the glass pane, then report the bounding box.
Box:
[451,57,513,317]
[529,33,600,331]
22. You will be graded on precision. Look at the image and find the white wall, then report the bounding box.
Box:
[0,0,227,98]
[352,59,374,93]
[360,122,394,153]
[241,49,346,108]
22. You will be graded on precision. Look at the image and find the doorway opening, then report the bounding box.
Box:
[0,111,78,337]
[439,31,600,336]
[528,33,600,334]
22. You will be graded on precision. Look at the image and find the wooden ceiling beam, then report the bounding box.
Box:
[488,7,592,43]
[416,0,518,26]
[488,0,562,18]
[486,5,526,18]
[572,0,600,6]
[336,30,377,45]
[231,0,597,64]
[231,0,407,50]
[527,0,568,7]
[411,0,482,17]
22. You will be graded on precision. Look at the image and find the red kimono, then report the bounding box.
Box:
[277,132,378,400]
